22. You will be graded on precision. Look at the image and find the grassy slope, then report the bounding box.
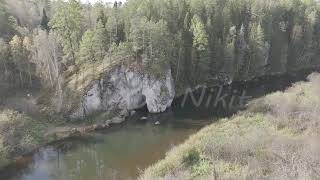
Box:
[140,73,320,180]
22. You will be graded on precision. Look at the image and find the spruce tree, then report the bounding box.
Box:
[93,20,109,61]
[79,30,95,65]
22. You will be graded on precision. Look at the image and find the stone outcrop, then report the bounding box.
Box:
[71,65,175,118]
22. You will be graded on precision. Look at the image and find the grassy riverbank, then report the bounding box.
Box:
[0,107,125,169]
[140,73,320,180]
[0,110,48,168]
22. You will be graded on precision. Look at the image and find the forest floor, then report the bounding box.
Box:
[140,73,320,180]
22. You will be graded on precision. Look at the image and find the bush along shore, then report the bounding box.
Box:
[0,110,47,168]
[0,108,128,169]
[140,73,320,180]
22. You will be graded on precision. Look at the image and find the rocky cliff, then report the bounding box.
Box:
[71,65,175,118]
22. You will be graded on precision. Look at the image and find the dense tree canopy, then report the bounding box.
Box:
[0,0,320,93]
[50,0,83,64]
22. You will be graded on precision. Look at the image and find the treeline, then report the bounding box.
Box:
[0,0,320,93]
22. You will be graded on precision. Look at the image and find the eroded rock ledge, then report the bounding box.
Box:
[71,65,175,118]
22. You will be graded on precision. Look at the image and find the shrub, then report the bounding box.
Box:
[182,148,200,166]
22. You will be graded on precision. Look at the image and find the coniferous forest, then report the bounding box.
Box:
[1,0,320,94]
[2,1,320,179]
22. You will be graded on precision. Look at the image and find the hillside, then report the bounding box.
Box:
[140,73,320,180]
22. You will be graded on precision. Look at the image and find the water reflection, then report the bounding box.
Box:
[7,116,201,180]
[3,69,315,180]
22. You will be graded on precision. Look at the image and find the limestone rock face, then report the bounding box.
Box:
[71,65,175,118]
[142,70,175,113]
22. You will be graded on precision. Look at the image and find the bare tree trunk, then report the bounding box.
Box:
[110,30,112,65]
[19,71,23,87]
[92,62,94,80]
[47,62,53,87]
[2,62,8,81]
[56,76,63,112]
[176,45,181,81]
[150,30,153,63]
[28,63,32,87]
[143,26,145,54]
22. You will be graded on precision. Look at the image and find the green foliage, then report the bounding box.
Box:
[105,15,118,45]
[2,0,320,101]
[50,0,83,64]
[0,110,47,168]
[191,160,213,178]
[2,0,320,176]
[9,35,24,70]
[141,73,320,179]
[93,20,109,60]
[129,18,172,76]
[0,0,15,39]
[78,30,95,65]
[0,0,8,35]
[78,20,109,66]
[1,0,320,96]
[96,8,107,26]
[182,148,200,166]
[191,15,208,52]
[191,14,210,83]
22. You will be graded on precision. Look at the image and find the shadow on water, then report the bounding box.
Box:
[2,114,201,180]
[1,68,319,180]
[173,69,318,119]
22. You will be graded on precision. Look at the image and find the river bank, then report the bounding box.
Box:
[0,68,318,178]
[140,73,320,180]
[0,106,135,171]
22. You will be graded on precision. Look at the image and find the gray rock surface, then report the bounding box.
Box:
[71,65,175,118]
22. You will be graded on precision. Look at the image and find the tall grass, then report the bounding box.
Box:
[140,73,320,180]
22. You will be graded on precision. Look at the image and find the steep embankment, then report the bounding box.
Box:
[63,62,175,119]
[140,73,320,180]
[0,110,48,168]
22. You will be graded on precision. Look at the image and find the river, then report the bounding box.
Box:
[0,69,317,180]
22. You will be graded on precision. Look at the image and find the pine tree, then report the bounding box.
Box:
[105,15,118,47]
[190,15,209,82]
[93,20,108,61]
[78,30,95,65]
[96,9,107,26]
[147,20,172,70]
[129,17,148,55]
[191,15,208,52]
